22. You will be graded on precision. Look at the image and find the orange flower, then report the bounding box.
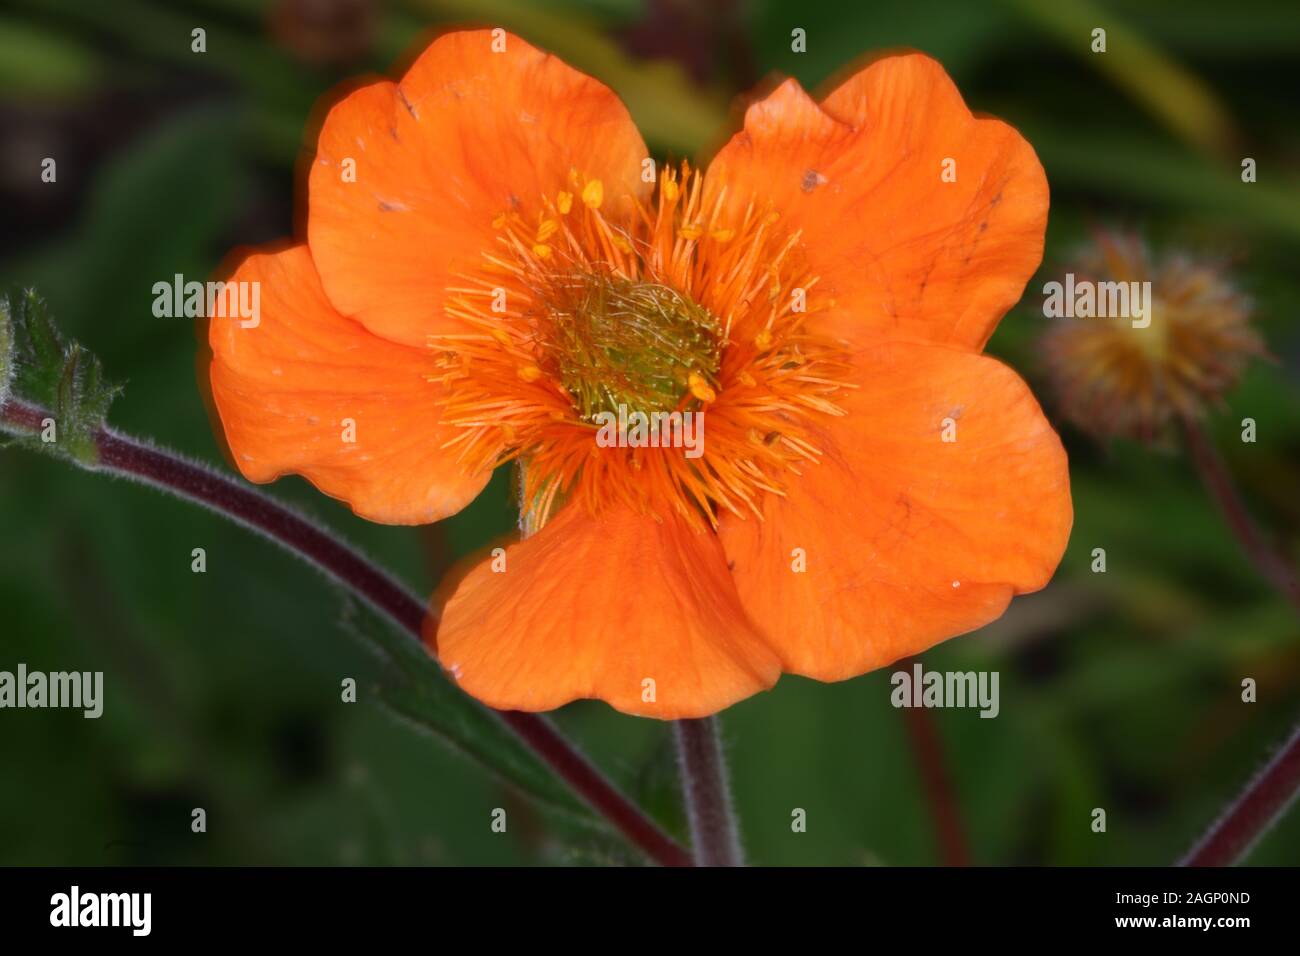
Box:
[207,30,1071,719]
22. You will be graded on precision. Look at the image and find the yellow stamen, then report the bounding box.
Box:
[688,371,717,403]
[437,165,850,530]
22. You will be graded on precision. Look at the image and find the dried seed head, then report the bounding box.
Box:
[1041,231,1263,443]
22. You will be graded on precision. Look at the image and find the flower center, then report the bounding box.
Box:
[430,164,854,531]
[535,272,721,423]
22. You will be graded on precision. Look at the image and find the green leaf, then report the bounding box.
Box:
[1,288,122,465]
[339,596,597,824]
[0,17,99,95]
[1004,0,1236,155]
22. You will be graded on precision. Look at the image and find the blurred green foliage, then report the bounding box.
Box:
[1,0,1298,865]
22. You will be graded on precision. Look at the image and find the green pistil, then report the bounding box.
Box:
[542,274,721,422]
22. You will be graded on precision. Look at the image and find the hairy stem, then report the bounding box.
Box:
[1181,416,1300,615]
[1176,417,1300,864]
[674,716,743,866]
[1,398,690,867]
[1181,721,1300,866]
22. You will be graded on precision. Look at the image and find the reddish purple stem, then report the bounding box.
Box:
[898,657,971,866]
[1,398,691,868]
[1181,416,1300,615]
[1176,416,1300,865]
[1181,722,1300,866]
[674,717,743,866]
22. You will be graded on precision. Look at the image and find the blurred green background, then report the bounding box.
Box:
[2,0,1299,866]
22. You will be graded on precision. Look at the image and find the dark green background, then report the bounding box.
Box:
[2,0,1298,865]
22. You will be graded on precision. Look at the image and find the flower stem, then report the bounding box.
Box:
[673,716,744,866]
[1,398,691,868]
[1181,416,1300,615]
[897,668,971,866]
[1180,721,1300,866]
[1177,417,1300,864]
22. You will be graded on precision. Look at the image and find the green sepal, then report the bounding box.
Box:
[1,288,122,466]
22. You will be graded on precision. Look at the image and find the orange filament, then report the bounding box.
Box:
[430,163,854,531]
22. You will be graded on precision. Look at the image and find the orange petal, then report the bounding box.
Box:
[431,503,782,718]
[705,54,1048,351]
[718,340,1071,680]
[307,29,649,347]
[207,244,490,524]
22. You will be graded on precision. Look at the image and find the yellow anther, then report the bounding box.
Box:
[679,224,702,241]
[582,179,604,209]
[738,371,757,387]
[710,228,735,243]
[491,329,513,347]
[491,212,508,230]
[688,371,717,403]
[662,175,679,203]
[612,235,632,254]
[754,329,773,351]
[536,219,559,241]
[532,243,552,259]
[518,364,543,383]
[557,191,573,215]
